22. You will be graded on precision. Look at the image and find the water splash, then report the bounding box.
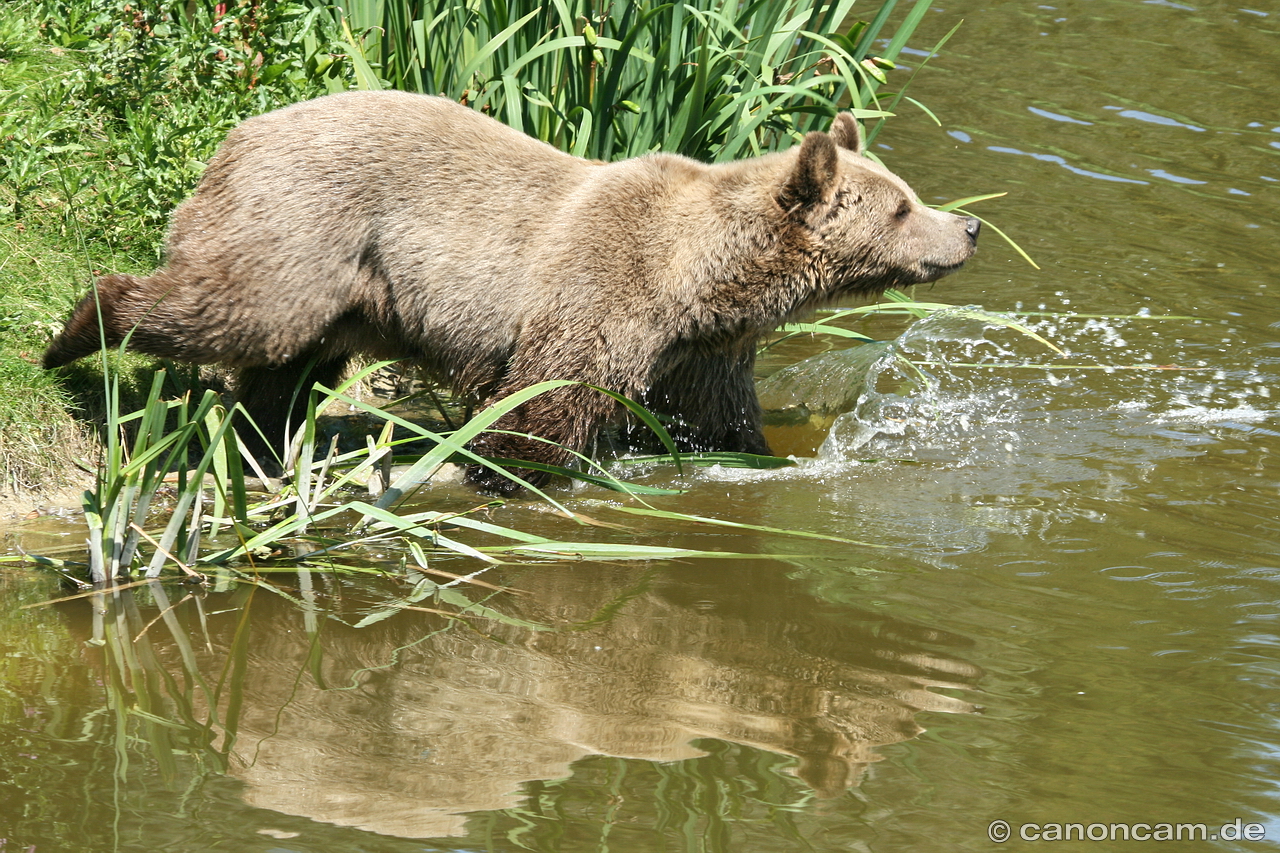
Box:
[813,307,1276,469]
[684,308,1278,549]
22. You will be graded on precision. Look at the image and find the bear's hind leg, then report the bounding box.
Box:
[464,382,620,495]
[234,354,350,471]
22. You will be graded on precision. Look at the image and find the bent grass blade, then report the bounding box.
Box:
[908,361,1209,372]
[478,542,801,561]
[615,451,796,470]
[952,206,1041,270]
[602,505,891,552]
[936,192,1007,212]
[785,298,1065,356]
[478,456,685,495]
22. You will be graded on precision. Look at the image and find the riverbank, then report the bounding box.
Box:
[0,223,105,514]
[1,0,327,509]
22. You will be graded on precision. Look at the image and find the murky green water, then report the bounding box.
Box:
[3,1,1279,849]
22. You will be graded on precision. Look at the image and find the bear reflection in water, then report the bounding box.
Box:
[81,564,981,839]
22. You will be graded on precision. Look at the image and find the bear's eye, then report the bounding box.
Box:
[893,201,911,222]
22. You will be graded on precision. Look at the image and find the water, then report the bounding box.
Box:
[4,1,1280,849]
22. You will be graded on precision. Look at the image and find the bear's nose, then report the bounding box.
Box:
[964,217,981,242]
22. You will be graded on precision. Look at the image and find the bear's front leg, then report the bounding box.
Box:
[235,354,351,471]
[636,344,771,455]
[464,382,621,495]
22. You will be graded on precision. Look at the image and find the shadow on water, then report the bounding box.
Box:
[2,563,979,847]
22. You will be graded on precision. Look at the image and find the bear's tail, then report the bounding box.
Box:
[42,274,141,369]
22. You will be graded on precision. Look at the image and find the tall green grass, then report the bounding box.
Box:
[323,0,934,161]
[20,359,818,583]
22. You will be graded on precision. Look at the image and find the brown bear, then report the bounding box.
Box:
[43,90,979,493]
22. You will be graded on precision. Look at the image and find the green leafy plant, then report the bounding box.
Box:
[21,0,330,245]
[79,365,245,583]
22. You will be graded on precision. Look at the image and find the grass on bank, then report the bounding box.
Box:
[0,0,331,504]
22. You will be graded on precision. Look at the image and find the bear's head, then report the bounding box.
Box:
[776,113,980,300]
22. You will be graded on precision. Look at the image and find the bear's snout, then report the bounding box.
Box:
[964,217,981,243]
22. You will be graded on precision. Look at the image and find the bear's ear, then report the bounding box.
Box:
[778,131,838,216]
[829,112,864,155]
